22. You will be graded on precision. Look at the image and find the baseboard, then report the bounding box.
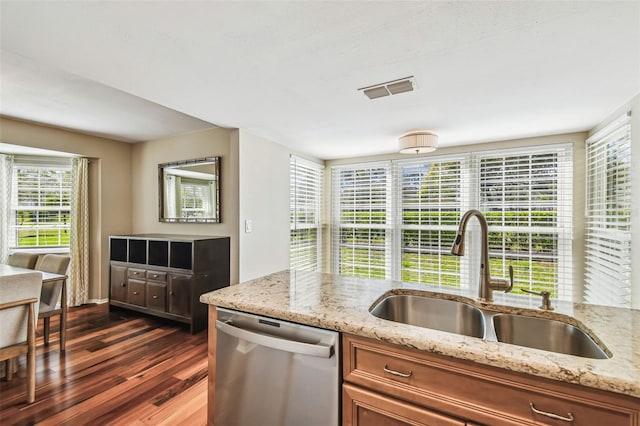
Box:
[86,298,109,304]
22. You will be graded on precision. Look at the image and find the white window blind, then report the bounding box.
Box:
[332,163,392,279]
[584,113,632,308]
[399,158,466,288]
[290,156,323,271]
[475,145,573,301]
[10,156,72,248]
[331,144,573,301]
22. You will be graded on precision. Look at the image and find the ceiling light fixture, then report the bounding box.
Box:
[358,76,415,100]
[399,131,438,154]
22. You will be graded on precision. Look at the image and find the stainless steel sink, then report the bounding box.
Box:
[370,294,485,338]
[370,292,611,359]
[492,313,609,359]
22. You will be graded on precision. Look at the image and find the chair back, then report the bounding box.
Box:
[0,272,42,349]
[7,252,39,269]
[34,254,71,313]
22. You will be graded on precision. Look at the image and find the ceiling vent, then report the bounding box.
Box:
[358,76,415,100]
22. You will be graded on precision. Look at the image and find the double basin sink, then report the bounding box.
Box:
[370,292,610,359]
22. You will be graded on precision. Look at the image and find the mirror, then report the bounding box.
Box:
[159,157,220,223]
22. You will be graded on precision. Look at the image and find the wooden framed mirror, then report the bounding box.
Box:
[158,157,220,223]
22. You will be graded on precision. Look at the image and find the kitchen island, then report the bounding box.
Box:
[201,270,640,425]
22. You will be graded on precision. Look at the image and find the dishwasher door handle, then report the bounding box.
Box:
[215,320,334,358]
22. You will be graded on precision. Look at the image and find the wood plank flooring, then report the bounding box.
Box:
[0,304,207,426]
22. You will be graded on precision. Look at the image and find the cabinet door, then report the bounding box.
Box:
[168,273,192,316]
[127,279,146,307]
[147,282,166,312]
[343,384,464,426]
[110,265,128,302]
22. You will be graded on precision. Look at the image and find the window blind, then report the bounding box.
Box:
[332,162,392,279]
[290,156,323,271]
[399,157,465,288]
[584,113,632,308]
[331,144,573,301]
[10,156,72,248]
[475,145,573,301]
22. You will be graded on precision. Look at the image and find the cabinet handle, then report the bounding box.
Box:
[133,291,139,295]
[170,292,175,296]
[133,272,139,275]
[530,403,574,422]
[153,274,159,278]
[383,364,412,378]
[152,295,158,299]
[121,283,126,287]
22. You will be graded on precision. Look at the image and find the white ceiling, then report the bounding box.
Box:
[1,1,638,160]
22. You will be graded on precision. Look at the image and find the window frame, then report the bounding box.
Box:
[584,113,632,308]
[331,143,573,301]
[290,155,324,272]
[9,156,73,250]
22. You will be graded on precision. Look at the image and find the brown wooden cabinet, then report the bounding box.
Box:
[343,383,464,426]
[343,334,640,426]
[109,234,230,333]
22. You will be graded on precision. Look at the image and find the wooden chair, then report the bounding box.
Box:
[0,272,42,403]
[34,254,71,350]
[7,252,39,269]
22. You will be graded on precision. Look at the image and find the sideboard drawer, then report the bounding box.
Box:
[147,283,166,312]
[127,268,145,279]
[127,279,146,307]
[146,270,167,283]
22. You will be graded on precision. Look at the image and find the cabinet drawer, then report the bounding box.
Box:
[127,268,145,279]
[127,279,146,307]
[343,335,637,426]
[343,383,464,426]
[146,283,166,312]
[146,270,167,282]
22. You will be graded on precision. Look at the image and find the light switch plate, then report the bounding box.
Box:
[245,219,252,233]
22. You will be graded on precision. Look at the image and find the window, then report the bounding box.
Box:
[332,163,391,279]
[290,156,323,271]
[332,144,573,300]
[475,146,573,300]
[400,158,464,287]
[10,156,72,248]
[179,179,213,219]
[585,113,632,308]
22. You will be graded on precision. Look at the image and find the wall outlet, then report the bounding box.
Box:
[245,219,252,233]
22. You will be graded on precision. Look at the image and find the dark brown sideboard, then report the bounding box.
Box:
[109,234,230,333]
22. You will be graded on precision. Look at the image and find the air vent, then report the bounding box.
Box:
[358,76,415,100]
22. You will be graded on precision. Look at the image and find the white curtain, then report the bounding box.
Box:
[0,154,14,263]
[69,157,89,306]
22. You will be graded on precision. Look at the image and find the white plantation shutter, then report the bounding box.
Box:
[332,162,393,279]
[584,113,632,308]
[10,156,72,248]
[290,156,323,271]
[474,145,573,301]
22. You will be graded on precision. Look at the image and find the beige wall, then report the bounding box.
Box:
[130,127,240,284]
[0,116,132,301]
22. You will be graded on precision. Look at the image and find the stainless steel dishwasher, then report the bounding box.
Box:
[214,307,340,426]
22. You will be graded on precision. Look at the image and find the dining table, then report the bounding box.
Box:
[0,263,69,350]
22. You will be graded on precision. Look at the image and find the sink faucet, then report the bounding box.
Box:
[451,209,514,303]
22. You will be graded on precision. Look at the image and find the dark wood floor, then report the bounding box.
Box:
[0,304,207,426]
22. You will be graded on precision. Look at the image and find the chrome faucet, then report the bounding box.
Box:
[451,209,514,303]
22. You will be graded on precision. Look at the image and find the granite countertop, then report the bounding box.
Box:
[200,270,640,398]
